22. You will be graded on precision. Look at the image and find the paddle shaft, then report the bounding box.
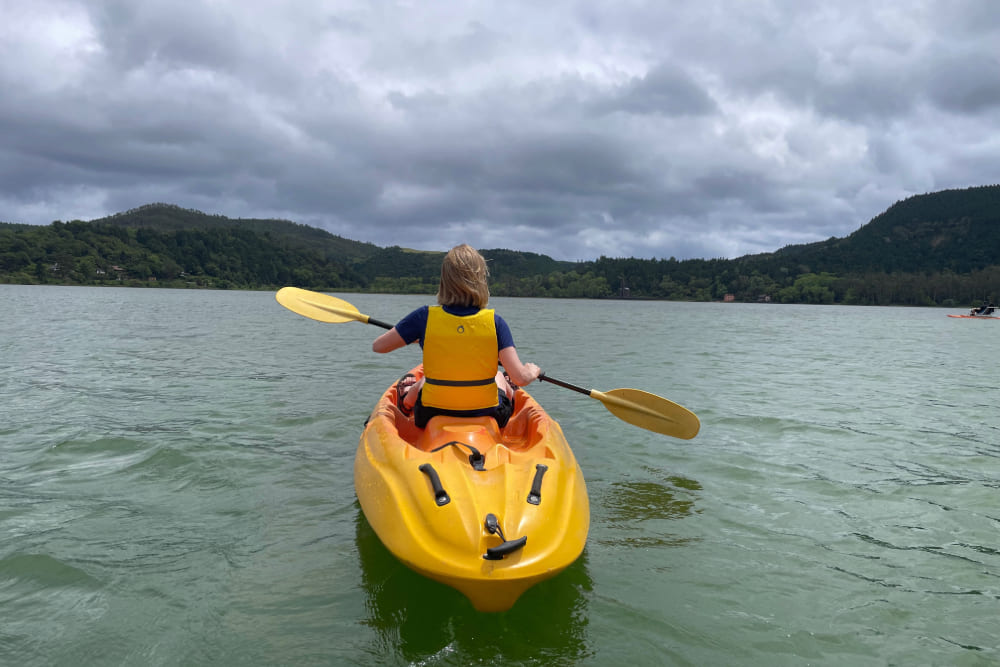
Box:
[537,373,589,396]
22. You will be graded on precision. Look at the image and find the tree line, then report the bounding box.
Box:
[3,187,1000,306]
[0,220,355,290]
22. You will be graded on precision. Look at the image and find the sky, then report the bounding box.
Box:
[3,1,999,261]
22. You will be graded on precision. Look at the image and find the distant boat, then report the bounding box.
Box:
[950,303,998,318]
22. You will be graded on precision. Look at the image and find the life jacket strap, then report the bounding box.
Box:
[424,377,495,387]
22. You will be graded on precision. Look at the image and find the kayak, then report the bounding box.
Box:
[354,367,590,612]
[947,314,1000,319]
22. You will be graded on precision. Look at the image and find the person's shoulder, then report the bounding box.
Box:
[404,305,430,318]
[397,305,430,335]
[493,312,514,346]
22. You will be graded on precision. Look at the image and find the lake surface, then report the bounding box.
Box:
[2,286,999,666]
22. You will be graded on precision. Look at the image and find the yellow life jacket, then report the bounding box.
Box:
[421,306,498,411]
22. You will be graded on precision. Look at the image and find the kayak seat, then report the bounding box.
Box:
[414,416,502,453]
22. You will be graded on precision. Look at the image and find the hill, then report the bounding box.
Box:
[94,203,381,265]
[2,187,1000,305]
[0,203,588,294]
[771,185,1000,274]
[96,204,577,278]
[584,185,1000,304]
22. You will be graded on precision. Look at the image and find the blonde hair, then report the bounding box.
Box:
[437,244,490,308]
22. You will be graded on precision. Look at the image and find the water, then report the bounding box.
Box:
[2,286,999,666]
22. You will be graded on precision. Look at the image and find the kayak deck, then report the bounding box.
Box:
[354,370,589,612]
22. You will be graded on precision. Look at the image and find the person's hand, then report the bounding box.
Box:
[523,362,541,383]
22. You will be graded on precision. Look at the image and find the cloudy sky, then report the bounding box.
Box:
[3,1,999,261]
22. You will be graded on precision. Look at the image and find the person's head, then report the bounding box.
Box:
[437,244,489,308]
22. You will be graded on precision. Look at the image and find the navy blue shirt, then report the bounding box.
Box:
[395,305,515,351]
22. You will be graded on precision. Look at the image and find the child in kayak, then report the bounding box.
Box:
[372,244,541,428]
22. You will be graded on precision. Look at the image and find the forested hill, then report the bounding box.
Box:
[771,185,1000,274]
[591,184,1000,304]
[2,186,1000,305]
[0,203,578,295]
[93,204,381,265]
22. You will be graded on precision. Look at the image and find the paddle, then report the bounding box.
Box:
[537,374,700,440]
[275,286,394,329]
[275,287,700,439]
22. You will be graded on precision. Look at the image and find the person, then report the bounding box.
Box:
[372,244,541,428]
[971,300,996,316]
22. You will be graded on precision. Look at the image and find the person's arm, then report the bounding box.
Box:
[373,307,426,353]
[373,328,407,353]
[499,346,540,386]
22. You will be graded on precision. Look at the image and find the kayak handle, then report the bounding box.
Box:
[483,513,528,560]
[418,464,450,506]
[527,464,548,505]
[485,536,527,561]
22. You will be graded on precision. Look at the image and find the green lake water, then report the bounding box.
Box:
[2,285,998,665]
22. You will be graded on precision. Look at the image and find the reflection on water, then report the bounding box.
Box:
[605,476,702,522]
[355,508,593,665]
[595,471,702,549]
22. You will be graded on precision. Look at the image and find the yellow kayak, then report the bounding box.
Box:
[354,367,590,612]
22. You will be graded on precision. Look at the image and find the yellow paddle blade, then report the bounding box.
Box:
[591,388,700,439]
[275,286,369,324]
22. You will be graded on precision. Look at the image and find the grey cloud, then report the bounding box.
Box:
[603,65,716,117]
[924,52,1000,113]
[3,1,1000,261]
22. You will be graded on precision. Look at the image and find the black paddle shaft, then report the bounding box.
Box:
[537,373,591,396]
